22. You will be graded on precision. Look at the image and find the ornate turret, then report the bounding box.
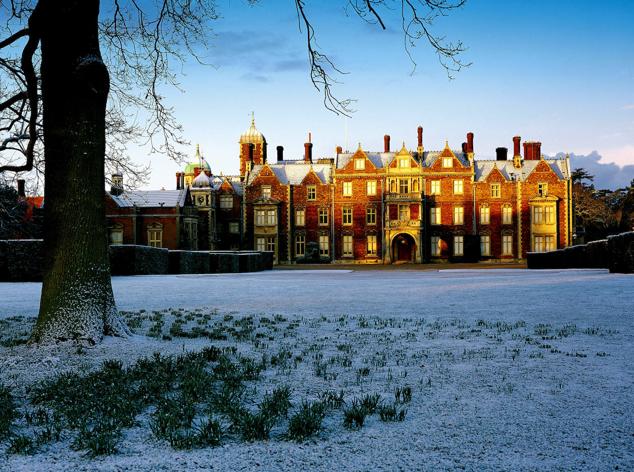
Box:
[239,113,267,179]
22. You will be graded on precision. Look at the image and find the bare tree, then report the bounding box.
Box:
[0,0,468,344]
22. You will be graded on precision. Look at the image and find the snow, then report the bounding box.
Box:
[1,268,633,471]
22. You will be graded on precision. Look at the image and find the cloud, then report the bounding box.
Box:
[209,30,304,81]
[558,151,634,189]
[622,104,634,110]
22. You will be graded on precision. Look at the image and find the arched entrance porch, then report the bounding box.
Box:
[391,233,417,263]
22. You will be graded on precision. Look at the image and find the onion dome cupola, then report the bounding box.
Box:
[239,113,267,145]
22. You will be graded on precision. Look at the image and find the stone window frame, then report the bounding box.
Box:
[147,223,163,248]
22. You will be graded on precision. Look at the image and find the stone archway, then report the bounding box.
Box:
[392,233,416,263]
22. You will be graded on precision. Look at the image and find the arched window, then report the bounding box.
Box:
[147,223,163,248]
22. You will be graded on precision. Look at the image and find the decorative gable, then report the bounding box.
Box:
[486,166,507,183]
[525,160,559,182]
[389,143,418,169]
[301,168,324,185]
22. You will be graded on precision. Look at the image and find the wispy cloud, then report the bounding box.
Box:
[622,104,634,110]
[209,30,304,81]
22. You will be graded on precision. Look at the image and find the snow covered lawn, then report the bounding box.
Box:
[0,269,633,471]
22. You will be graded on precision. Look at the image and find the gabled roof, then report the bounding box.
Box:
[109,188,189,208]
[336,152,394,170]
[474,158,570,182]
[247,161,332,185]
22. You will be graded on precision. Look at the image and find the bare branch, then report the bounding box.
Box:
[0,28,29,49]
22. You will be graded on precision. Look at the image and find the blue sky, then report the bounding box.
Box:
[132,0,634,189]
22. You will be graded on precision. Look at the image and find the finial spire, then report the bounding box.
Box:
[251,111,255,127]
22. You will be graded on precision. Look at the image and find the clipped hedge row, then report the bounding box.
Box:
[0,240,273,281]
[527,232,634,273]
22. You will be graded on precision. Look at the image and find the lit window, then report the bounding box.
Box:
[366,180,377,196]
[319,208,329,225]
[538,182,548,197]
[354,158,365,170]
[220,194,233,209]
[343,235,353,257]
[480,206,490,225]
[490,183,501,198]
[255,209,277,226]
[399,204,410,221]
[442,156,453,168]
[343,182,352,196]
[453,179,464,195]
[480,235,490,256]
[307,186,317,200]
[147,224,163,248]
[366,207,376,225]
[398,157,410,168]
[367,235,377,256]
[229,222,239,234]
[502,205,513,225]
[533,206,544,224]
[295,209,305,226]
[430,236,441,257]
[256,237,266,252]
[295,235,305,257]
[546,235,556,251]
[430,207,441,225]
[453,236,464,256]
[319,235,329,256]
[109,228,123,245]
[266,237,276,252]
[545,205,555,224]
[430,180,441,195]
[453,206,464,225]
[262,186,271,199]
[502,234,513,256]
[342,207,353,225]
[399,179,410,194]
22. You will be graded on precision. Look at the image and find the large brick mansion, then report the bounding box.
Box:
[107,118,573,264]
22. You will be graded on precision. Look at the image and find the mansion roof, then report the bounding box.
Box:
[109,188,188,208]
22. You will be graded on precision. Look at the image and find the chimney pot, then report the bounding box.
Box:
[304,142,313,163]
[466,132,474,154]
[336,146,342,155]
[496,147,508,161]
[513,136,521,157]
[417,126,423,148]
[276,145,284,161]
[17,179,25,197]
[462,142,468,154]
[384,135,391,153]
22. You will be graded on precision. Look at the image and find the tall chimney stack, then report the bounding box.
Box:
[176,172,182,190]
[523,141,542,160]
[417,126,423,153]
[384,135,391,153]
[466,132,474,154]
[336,145,343,155]
[462,142,467,154]
[496,147,508,161]
[304,142,313,163]
[17,179,25,197]
[513,136,521,157]
[276,145,284,162]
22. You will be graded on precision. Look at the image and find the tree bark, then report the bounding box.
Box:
[31,0,129,344]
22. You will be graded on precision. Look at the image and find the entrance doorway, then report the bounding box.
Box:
[392,233,416,263]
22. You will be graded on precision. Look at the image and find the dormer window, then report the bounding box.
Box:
[442,156,453,168]
[354,158,365,170]
[262,185,271,199]
[398,157,410,168]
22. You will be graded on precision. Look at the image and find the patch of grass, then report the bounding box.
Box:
[0,384,19,441]
[394,386,412,404]
[287,401,325,441]
[378,403,407,422]
[318,390,345,410]
[7,434,36,455]
[343,399,368,430]
[360,393,381,414]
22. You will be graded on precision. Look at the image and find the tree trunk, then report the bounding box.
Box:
[31,0,129,344]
